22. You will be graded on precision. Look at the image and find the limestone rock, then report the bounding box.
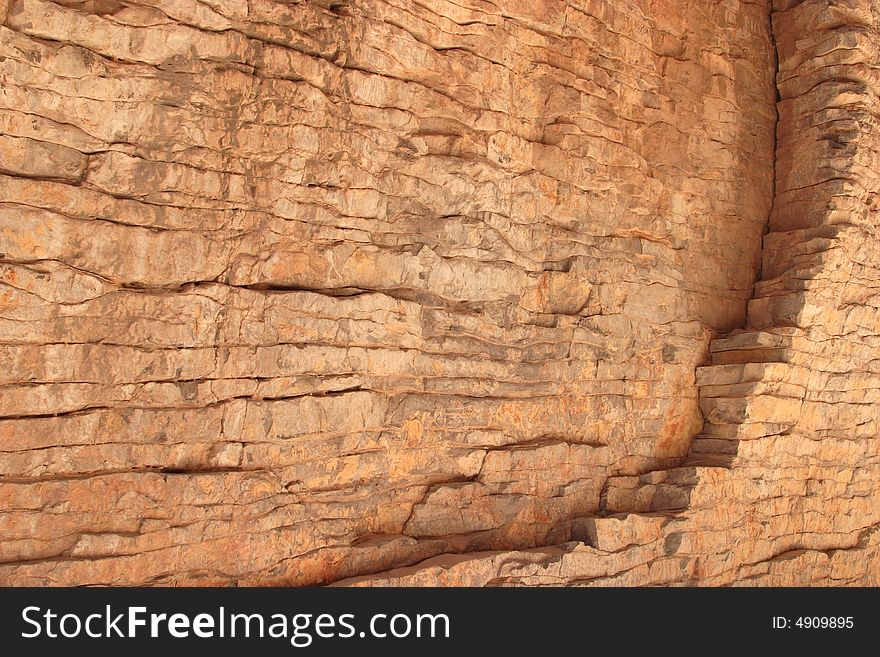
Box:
[0,0,876,587]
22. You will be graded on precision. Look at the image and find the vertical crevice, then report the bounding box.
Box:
[749,2,782,318]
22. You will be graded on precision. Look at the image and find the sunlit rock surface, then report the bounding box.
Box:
[0,0,876,586]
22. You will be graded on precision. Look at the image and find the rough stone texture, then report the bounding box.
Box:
[0,0,876,587]
[341,0,880,587]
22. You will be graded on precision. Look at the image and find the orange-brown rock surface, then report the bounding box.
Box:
[0,0,876,586]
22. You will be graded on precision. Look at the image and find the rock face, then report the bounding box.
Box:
[0,0,875,586]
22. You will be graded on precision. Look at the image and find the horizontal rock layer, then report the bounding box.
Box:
[340,0,880,586]
[0,0,876,587]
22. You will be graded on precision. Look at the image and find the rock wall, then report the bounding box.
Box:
[341,0,880,586]
[0,0,875,587]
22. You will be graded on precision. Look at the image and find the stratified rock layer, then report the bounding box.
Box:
[341,0,880,587]
[0,0,876,587]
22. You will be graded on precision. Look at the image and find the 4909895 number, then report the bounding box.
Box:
[795,617,853,629]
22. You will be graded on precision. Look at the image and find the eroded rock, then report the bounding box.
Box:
[1,0,876,587]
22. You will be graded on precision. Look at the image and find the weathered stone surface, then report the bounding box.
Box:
[0,0,876,587]
[339,0,880,587]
